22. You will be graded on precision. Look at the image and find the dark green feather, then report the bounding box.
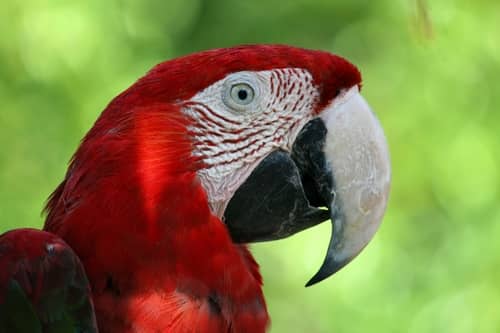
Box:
[0,280,42,333]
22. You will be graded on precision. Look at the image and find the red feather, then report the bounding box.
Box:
[0,228,97,331]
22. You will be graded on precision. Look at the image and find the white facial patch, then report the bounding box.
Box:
[182,68,320,217]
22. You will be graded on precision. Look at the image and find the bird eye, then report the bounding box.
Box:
[222,76,259,112]
[221,73,260,112]
[229,83,255,106]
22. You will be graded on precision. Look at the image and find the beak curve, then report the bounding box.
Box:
[224,87,391,286]
[306,87,391,286]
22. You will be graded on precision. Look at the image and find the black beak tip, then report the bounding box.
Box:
[305,257,350,287]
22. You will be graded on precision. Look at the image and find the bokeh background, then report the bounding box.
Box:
[1,0,499,332]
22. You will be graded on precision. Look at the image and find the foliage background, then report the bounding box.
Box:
[1,0,499,332]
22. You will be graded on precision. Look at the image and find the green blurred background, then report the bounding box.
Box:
[1,0,499,332]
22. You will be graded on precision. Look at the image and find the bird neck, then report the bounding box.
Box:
[43,105,268,330]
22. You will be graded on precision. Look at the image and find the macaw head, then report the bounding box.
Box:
[45,45,390,288]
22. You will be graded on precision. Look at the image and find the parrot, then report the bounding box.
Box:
[0,45,391,332]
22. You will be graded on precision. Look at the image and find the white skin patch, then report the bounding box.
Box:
[181,68,320,217]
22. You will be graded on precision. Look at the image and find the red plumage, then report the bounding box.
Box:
[41,45,362,332]
[45,103,267,332]
[0,229,83,306]
[0,228,97,332]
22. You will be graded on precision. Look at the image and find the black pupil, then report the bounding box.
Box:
[237,89,248,100]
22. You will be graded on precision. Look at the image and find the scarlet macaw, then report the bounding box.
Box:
[0,45,390,332]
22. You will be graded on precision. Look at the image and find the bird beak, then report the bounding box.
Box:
[224,86,391,286]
